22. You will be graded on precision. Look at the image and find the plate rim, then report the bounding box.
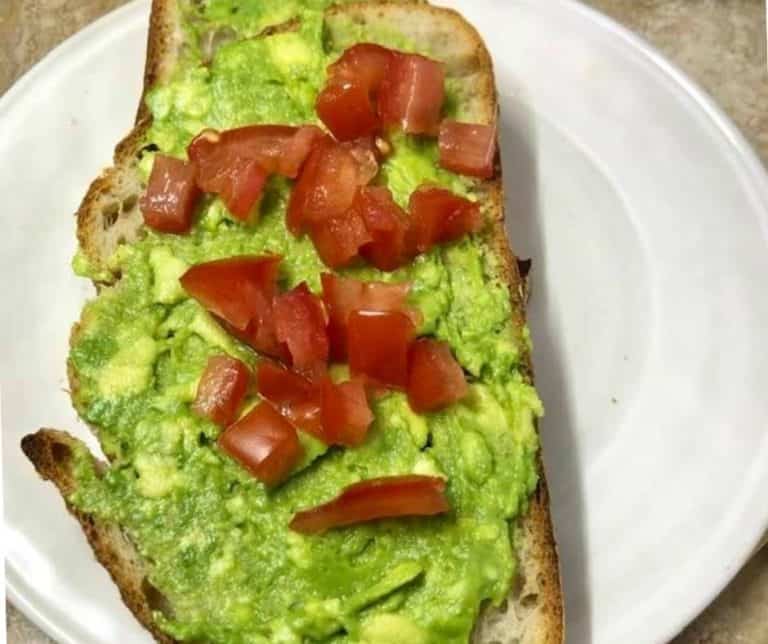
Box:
[535,2,768,639]
[0,0,146,124]
[521,4,768,643]
[3,4,151,644]
[3,1,768,643]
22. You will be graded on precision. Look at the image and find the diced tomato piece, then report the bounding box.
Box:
[317,83,380,142]
[273,283,329,379]
[191,126,288,168]
[192,355,251,426]
[188,132,268,221]
[379,53,445,135]
[406,338,467,413]
[363,283,415,315]
[216,158,268,221]
[287,139,360,235]
[257,361,314,406]
[180,255,280,331]
[224,124,324,178]
[340,138,380,185]
[189,125,324,180]
[302,143,360,224]
[320,378,373,447]
[316,44,395,141]
[321,274,421,361]
[438,120,497,179]
[329,44,395,91]
[180,256,283,357]
[256,361,323,436]
[353,186,410,270]
[322,273,363,362]
[286,137,325,235]
[309,210,372,269]
[219,401,302,485]
[224,317,288,362]
[279,126,327,178]
[287,137,378,238]
[289,475,449,534]
[408,186,483,253]
[348,310,415,388]
[140,155,200,233]
[285,400,323,438]
[187,128,220,165]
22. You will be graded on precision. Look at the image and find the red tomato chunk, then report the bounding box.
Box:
[189,131,265,221]
[316,44,395,141]
[187,125,324,220]
[438,120,497,179]
[406,338,467,413]
[179,255,284,358]
[219,401,302,486]
[317,82,381,143]
[341,137,380,185]
[201,156,268,222]
[320,378,374,447]
[353,186,411,271]
[257,360,315,407]
[256,361,323,437]
[192,355,251,427]
[287,138,363,234]
[223,124,324,178]
[289,475,449,534]
[140,155,200,234]
[189,125,323,180]
[321,274,420,361]
[408,187,482,253]
[309,210,372,269]
[317,44,445,139]
[379,53,445,135]
[347,310,415,389]
[273,283,329,379]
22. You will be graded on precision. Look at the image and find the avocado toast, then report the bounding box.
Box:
[22,1,564,642]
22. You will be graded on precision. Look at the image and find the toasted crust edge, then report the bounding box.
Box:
[75,0,183,271]
[20,430,179,644]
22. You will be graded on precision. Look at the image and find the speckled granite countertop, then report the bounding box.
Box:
[3,1,767,642]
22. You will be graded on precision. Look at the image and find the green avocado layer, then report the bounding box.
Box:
[67,2,542,643]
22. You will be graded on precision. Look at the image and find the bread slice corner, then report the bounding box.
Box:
[74,0,184,278]
[21,429,179,644]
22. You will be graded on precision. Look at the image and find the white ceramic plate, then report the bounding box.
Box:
[3,1,768,642]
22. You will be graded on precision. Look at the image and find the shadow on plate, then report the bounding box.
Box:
[501,98,592,644]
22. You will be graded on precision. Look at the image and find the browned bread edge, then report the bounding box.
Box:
[21,430,179,644]
[75,0,183,274]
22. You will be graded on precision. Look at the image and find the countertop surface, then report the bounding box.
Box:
[3,1,767,642]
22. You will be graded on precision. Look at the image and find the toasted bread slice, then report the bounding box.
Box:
[27,1,564,642]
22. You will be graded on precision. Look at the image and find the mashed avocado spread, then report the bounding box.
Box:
[68,1,543,642]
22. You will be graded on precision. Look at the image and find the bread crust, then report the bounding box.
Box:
[26,1,564,642]
[75,0,183,275]
[21,430,179,644]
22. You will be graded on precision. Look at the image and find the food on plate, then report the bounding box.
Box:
[22,1,563,642]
